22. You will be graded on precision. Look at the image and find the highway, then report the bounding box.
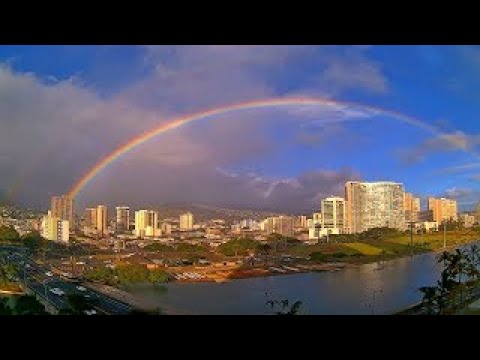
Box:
[1,247,134,315]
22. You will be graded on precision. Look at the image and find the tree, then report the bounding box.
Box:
[59,294,99,315]
[0,226,20,242]
[21,231,46,256]
[218,238,258,257]
[0,298,12,315]
[12,295,47,315]
[256,243,271,266]
[265,294,302,315]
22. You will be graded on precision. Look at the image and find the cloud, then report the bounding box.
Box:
[441,187,480,210]
[81,164,360,213]
[0,46,390,210]
[397,131,480,164]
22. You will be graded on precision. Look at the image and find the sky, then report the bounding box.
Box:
[0,45,479,213]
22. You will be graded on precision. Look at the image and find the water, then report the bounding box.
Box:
[124,245,477,315]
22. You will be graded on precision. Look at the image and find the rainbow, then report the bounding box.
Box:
[68,96,443,199]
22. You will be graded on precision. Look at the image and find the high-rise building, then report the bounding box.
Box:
[135,210,160,238]
[161,222,172,235]
[96,205,108,237]
[116,206,130,233]
[321,197,346,232]
[295,215,308,229]
[345,181,406,233]
[41,211,69,242]
[428,197,458,223]
[404,192,421,222]
[263,216,295,237]
[85,208,97,228]
[179,212,194,230]
[51,195,74,224]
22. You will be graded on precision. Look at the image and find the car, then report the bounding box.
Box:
[25,264,31,268]
[49,288,65,296]
[76,286,87,292]
[45,271,53,277]
[83,309,97,315]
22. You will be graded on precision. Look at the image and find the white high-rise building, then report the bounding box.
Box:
[179,212,194,231]
[321,197,346,232]
[309,197,346,240]
[345,181,406,233]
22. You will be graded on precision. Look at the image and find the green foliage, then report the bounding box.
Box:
[21,231,47,254]
[309,251,349,262]
[60,294,99,315]
[309,252,327,262]
[0,298,12,315]
[218,238,259,256]
[144,243,174,252]
[148,269,172,283]
[175,243,206,253]
[116,264,150,284]
[84,266,116,285]
[358,227,402,240]
[86,264,172,285]
[418,245,480,315]
[11,295,47,315]
[0,226,20,242]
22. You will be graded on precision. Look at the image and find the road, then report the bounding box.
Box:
[0,246,134,315]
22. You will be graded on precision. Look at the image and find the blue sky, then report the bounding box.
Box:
[0,45,479,211]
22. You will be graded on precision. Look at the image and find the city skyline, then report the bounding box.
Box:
[0,46,479,212]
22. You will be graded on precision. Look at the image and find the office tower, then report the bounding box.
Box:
[135,210,160,238]
[295,215,308,229]
[116,206,130,233]
[428,197,458,223]
[345,181,406,233]
[179,212,194,230]
[50,195,74,224]
[161,222,172,235]
[96,205,108,237]
[85,208,97,228]
[404,192,421,222]
[263,216,295,237]
[41,211,69,242]
[321,197,346,233]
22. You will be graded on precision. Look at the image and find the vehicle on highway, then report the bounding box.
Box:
[49,288,65,296]
[83,309,97,315]
[45,271,54,277]
[76,286,87,292]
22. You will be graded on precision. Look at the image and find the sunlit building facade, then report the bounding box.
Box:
[428,197,458,223]
[345,181,406,233]
[179,212,194,231]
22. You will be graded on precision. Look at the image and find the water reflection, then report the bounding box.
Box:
[125,244,477,315]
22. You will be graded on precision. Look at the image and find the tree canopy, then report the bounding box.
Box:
[218,238,258,256]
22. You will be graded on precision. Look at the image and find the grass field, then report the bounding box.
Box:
[341,242,384,256]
